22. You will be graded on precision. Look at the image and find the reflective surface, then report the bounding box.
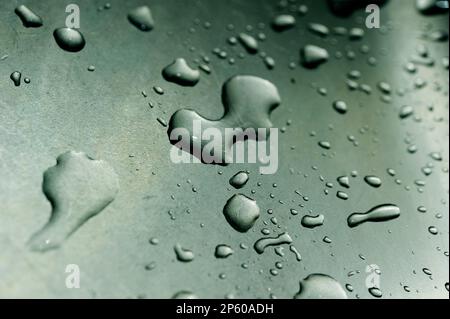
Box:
[0,0,448,298]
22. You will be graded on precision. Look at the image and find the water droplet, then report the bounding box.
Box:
[333,100,348,114]
[229,171,249,189]
[272,14,296,32]
[349,27,364,40]
[254,232,292,254]
[10,71,21,86]
[15,5,43,28]
[28,151,119,252]
[168,75,280,165]
[300,45,329,68]
[223,194,260,232]
[301,214,325,229]
[364,175,382,188]
[238,33,258,54]
[347,204,400,228]
[289,245,302,261]
[428,226,438,235]
[174,244,194,262]
[215,244,234,258]
[128,6,154,31]
[368,287,383,298]
[53,28,86,52]
[337,176,350,188]
[172,291,198,299]
[399,105,414,119]
[294,274,347,299]
[318,141,331,150]
[308,23,329,37]
[336,191,349,200]
[162,58,200,86]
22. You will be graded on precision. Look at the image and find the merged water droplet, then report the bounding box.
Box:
[347,204,400,228]
[28,151,119,252]
[223,194,260,232]
[294,274,348,299]
[162,58,200,87]
[167,75,280,165]
[53,28,86,52]
[254,232,292,254]
[128,6,155,31]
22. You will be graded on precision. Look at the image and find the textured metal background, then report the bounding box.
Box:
[0,0,448,298]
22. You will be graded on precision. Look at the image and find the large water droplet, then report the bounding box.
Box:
[53,28,86,52]
[223,194,260,232]
[28,151,119,252]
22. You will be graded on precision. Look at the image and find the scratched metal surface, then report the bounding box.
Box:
[0,0,448,298]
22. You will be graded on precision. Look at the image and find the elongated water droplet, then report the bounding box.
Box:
[15,5,43,28]
[301,214,325,229]
[238,33,258,54]
[223,194,260,232]
[28,151,119,252]
[347,204,400,228]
